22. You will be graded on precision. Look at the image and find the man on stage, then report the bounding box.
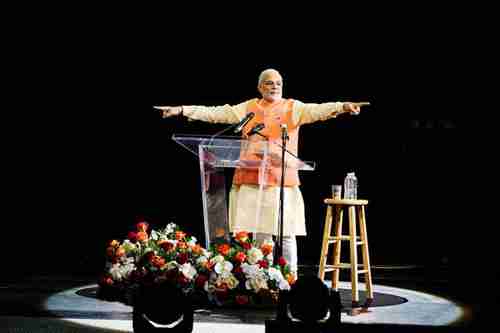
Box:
[157,68,366,276]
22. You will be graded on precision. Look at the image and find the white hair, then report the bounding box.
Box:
[258,68,282,86]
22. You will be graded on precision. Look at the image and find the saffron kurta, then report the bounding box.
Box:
[183,98,345,236]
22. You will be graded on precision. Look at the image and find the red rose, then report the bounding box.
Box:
[242,242,252,250]
[144,251,155,262]
[278,256,287,266]
[235,295,249,305]
[234,251,246,263]
[177,252,189,265]
[136,222,149,232]
[195,274,208,289]
[150,255,165,268]
[160,241,175,252]
[258,259,269,269]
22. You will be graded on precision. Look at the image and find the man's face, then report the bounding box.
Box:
[258,72,283,102]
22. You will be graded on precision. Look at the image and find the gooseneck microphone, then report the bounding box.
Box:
[247,123,265,136]
[233,112,255,133]
[280,123,289,141]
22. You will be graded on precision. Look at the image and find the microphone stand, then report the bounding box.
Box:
[254,133,298,160]
[254,130,289,264]
[275,127,288,264]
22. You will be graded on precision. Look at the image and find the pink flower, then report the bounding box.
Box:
[128,231,138,243]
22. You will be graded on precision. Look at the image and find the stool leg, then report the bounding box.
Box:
[349,206,359,307]
[318,205,333,281]
[331,206,343,291]
[358,205,374,303]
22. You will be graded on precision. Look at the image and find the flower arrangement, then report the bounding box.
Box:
[98,221,297,307]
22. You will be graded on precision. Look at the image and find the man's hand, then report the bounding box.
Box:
[154,106,183,118]
[343,102,369,115]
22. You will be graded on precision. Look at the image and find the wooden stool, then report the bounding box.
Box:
[318,198,374,308]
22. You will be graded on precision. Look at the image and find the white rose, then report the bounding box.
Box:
[246,276,268,292]
[224,274,240,289]
[196,256,208,266]
[241,263,260,278]
[214,261,233,275]
[246,248,263,264]
[165,223,177,235]
[109,264,123,281]
[267,267,284,281]
[279,279,291,290]
[187,236,197,247]
[180,263,197,280]
[166,261,179,270]
[212,255,225,264]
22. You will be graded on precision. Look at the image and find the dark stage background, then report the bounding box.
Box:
[4,8,495,321]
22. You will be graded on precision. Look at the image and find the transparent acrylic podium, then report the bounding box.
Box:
[172,134,315,248]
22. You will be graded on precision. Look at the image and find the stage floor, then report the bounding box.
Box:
[0,273,469,333]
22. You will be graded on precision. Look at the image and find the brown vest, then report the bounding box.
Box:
[233,99,300,187]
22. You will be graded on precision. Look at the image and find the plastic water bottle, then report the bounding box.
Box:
[344,172,358,199]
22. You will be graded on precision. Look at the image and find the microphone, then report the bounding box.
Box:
[280,124,289,141]
[233,112,255,133]
[247,123,265,136]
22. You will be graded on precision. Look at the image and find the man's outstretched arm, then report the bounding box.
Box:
[155,101,250,124]
[294,101,366,125]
